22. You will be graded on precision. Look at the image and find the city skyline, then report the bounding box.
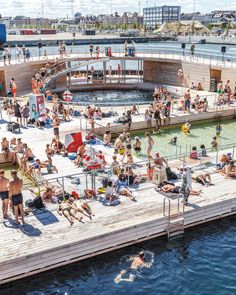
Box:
[1,0,236,18]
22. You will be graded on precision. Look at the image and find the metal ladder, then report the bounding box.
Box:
[163,194,185,240]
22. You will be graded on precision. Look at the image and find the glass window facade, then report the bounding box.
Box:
[143,5,181,28]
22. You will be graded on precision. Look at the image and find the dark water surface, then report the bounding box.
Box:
[1,216,236,295]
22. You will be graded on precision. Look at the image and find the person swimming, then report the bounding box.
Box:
[170,137,177,145]
[114,251,152,283]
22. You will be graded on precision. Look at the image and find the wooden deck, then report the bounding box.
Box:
[1,157,236,285]
[1,105,236,285]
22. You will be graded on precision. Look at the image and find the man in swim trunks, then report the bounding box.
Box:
[0,170,10,219]
[9,170,25,225]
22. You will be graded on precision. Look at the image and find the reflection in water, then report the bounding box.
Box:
[1,217,236,295]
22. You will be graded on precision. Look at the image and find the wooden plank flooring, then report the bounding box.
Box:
[1,166,236,284]
[1,106,236,285]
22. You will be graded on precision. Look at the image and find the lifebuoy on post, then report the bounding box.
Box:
[178,69,183,77]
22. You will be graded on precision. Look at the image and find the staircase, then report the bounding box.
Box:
[163,194,185,240]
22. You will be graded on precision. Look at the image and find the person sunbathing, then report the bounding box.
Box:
[191,173,213,186]
[57,197,83,225]
[68,195,94,220]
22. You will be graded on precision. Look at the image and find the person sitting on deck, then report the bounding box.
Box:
[221,161,236,179]
[77,142,86,157]
[131,105,139,115]
[103,130,111,146]
[125,166,141,186]
[189,146,198,160]
[42,188,55,203]
[62,109,70,122]
[21,144,34,172]
[104,181,119,204]
[26,159,43,177]
[116,174,136,202]
[200,144,207,157]
[216,153,231,170]
[45,144,53,157]
[43,155,58,174]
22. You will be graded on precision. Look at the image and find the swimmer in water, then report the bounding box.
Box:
[216,122,222,136]
[170,136,177,145]
[114,251,152,283]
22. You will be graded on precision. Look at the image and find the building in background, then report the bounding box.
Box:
[143,5,181,29]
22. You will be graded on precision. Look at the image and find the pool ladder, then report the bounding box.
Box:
[163,194,185,240]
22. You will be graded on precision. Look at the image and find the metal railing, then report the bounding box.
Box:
[1,45,236,68]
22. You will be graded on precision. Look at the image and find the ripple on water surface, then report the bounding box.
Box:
[1,218,236,295]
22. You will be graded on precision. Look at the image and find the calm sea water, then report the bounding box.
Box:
[1,216,236,295]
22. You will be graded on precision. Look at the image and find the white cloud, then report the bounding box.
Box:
[1,0,235,17]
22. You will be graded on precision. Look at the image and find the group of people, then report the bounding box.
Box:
[2,45,30,66]
[0,169,25,225]
[217,80,236,106]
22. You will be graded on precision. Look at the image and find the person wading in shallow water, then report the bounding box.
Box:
[9,171,25,226]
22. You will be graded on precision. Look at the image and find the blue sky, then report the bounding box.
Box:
[1,0,236,18]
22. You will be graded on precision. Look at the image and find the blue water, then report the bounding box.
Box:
[1,216,236,295]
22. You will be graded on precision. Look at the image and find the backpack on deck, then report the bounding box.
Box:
[33,196,45,209]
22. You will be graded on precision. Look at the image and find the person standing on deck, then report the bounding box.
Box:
[6,45,11,65]
[108,66,112,83]
[53,114,60,140]
[89,43,94,57]
[15,45,21,62]
[9,171,25,226]
[52,94,59,113]
[190,43,195,57]
[117,64,121,81]
[0,170,10,219]
[10,78,17,98]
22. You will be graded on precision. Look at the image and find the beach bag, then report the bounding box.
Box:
[68,153,77,161]
[25,199,34,208]
[71,177,81,185]
[166,167,178,181]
